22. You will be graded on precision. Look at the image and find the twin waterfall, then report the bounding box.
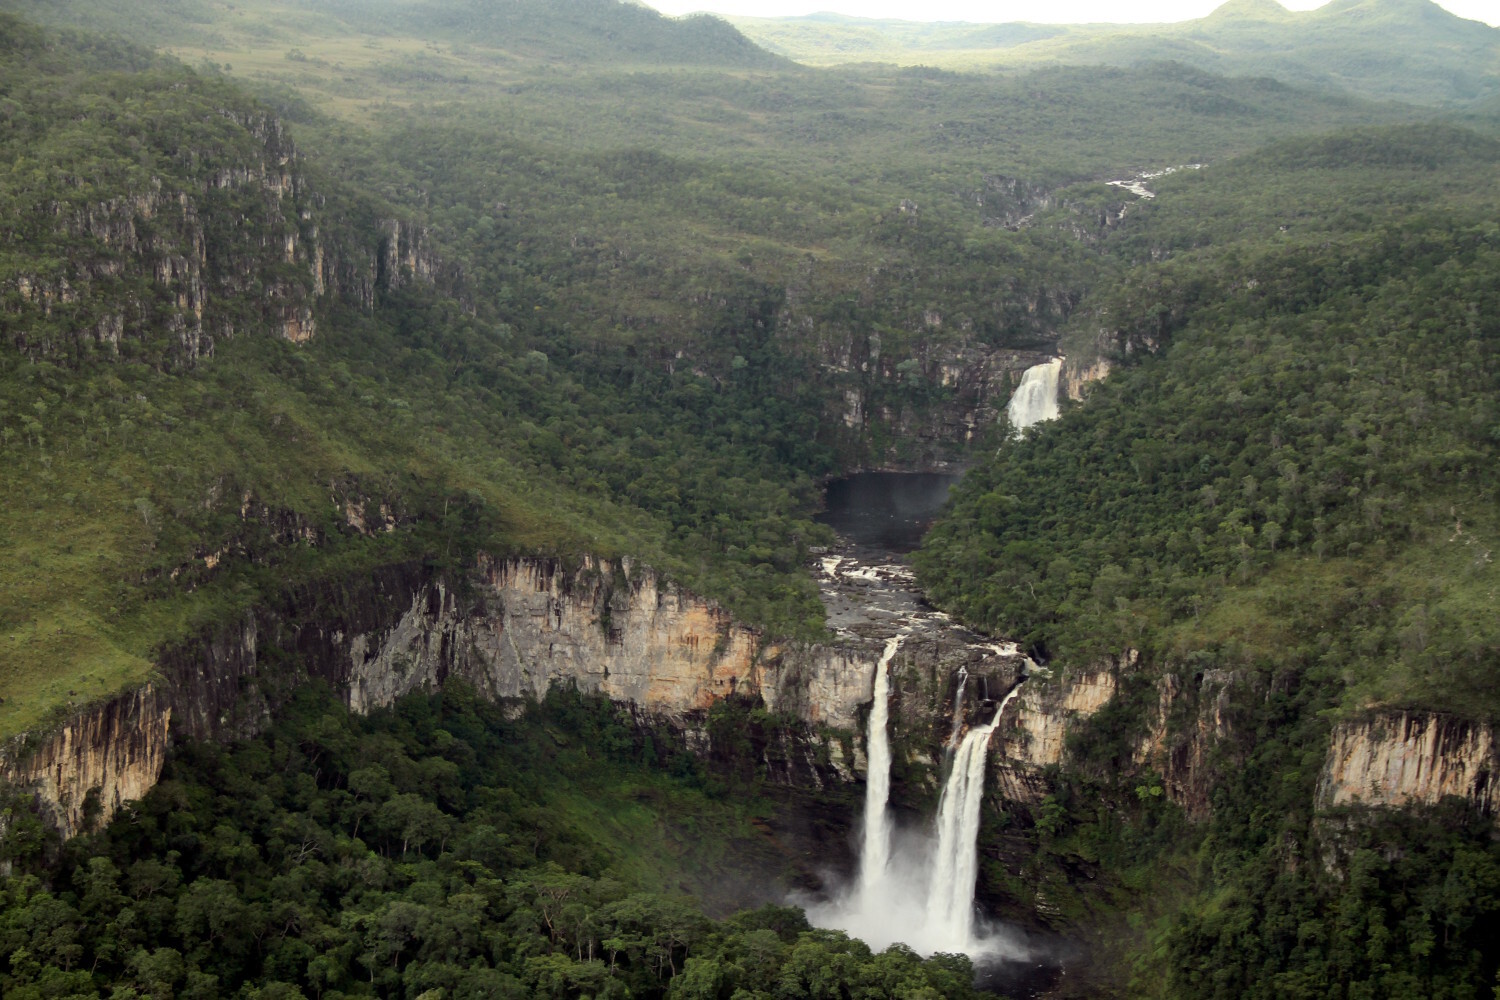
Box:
[811,631,1024,959]
[925,683,1026,945]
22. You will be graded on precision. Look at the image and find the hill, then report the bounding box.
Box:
[730,0,1500,107]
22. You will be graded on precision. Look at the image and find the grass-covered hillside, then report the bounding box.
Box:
[731,0,1500,108]
[0,1,1423,741]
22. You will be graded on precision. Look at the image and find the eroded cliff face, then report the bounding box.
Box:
[990,666,1120,806]
[344,555,870,731]
[0,687,171,840]
[1062,356,1112,401]
[1318,712,1498,816]
[1131,668,1243,820]
[818,335,1057,468]
[3,555,884,834]
[1,100,445,364]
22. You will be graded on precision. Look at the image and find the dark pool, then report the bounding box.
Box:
[815,471,962,554]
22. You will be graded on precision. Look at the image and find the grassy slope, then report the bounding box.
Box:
[0,2,1432,740]
[729,0,1500,108]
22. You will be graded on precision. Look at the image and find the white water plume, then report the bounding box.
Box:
[946,668,968,749]
[1006,358,1063,434]
[857,632,905,897]
[805,660,1029,962]
[924,683,1026,947]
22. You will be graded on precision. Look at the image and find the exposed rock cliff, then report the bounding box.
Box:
[0,687,170,840]
[1318,712,1498,817]
[1132,668,1242,819]
[3,555,884,833]
[1,95,445,364]
[990,667,1119,806]
[818,334,1058,468]
[1062,356,1112,401]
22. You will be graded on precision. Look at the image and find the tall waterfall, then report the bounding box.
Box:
[924,682,1025,947]
[1006,358,1063,433]
[946,668,968,749]
[857,632,906,896]
[806,651,1027,961]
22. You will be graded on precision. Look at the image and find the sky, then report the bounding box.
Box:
[646,0,1500,27]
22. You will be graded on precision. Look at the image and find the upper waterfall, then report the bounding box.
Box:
[1006,358,1063,434]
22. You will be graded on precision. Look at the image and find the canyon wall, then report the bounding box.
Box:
[0,687,171,840]
[1318,712,1498,816]
[3,555,881,837]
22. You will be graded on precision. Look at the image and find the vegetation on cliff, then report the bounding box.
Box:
[1,684,983,1000]
[918,121,1500,995]
[1,0,1499,996]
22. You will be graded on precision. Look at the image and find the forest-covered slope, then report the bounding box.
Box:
[1,1,1499,997]
[917,121,1500,996]
[731,0,1500,107]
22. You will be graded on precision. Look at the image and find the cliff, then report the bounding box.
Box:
[0,76,446,365]
[1318,711,1499,816]
[3,555,881,836]
[0,687,170,839]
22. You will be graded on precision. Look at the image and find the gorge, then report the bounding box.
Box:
[2,2,1499,996]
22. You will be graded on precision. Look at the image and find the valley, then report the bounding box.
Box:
[0,0,1498,996]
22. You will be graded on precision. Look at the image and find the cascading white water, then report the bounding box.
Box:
[857,632,906,896]
[924,682,1025,947]
[1006,358,1063,434]
[805,656,1028,962]
[946,668,968,749]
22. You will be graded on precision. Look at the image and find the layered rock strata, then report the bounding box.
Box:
[1318,712,1498,816]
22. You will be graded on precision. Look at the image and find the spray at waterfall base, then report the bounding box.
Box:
[800,639,1032,962]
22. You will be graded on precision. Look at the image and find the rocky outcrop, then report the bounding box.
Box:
[1317,712,1498,817]
[3,555,889,834]
[989,665,1120,806]
[1133,668,1241,819]
[0,95,446,365]
[819,335,1058,468]
[1062,356,1112,401]
[0,687,171,840]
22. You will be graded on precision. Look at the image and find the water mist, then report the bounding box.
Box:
[806,645,1028,961]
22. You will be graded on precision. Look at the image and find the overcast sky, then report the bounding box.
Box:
[647,0,1499,27]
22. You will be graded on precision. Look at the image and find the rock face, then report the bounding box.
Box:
[990,666,1120,807]
[817,337,1058,468]
[344,555,871,731]
[3,556,882,834]
[1131,668,1241,820]
[0,98,444,365]
[1318,712,1498,817]
[0,687,171,840]
[1061,356,1112,401]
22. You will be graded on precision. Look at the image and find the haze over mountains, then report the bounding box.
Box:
[729,0,1500,105]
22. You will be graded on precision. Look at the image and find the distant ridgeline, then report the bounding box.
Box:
[731,0,1500,107]
[0,2,1498,997]
[0,0,786,67]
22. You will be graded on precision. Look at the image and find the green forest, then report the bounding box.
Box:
[1,0,1498,996]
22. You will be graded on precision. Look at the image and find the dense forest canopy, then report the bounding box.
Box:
[0,0,1498,996]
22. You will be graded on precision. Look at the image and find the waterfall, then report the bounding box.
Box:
[804,644,1028,964]
[946,668,968,749]
[1006,358,1063,434]
[924,682,1024,947]
[857,632,906,897]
